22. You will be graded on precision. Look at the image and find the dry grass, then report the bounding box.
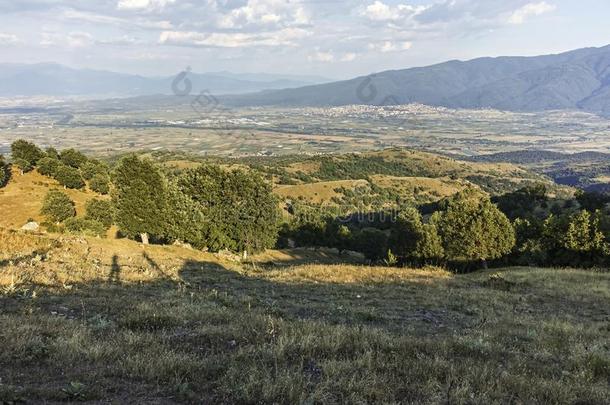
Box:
[0,168,106,230]
[275,179,368,204]
[1,229,608,403]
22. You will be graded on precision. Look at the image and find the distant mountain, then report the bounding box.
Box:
[220,45,610,116]
[0,63,329,97]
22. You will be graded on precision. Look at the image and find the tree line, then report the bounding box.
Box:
[7,140,610,270]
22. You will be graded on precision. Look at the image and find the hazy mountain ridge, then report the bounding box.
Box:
[0,63,328,97]
[220,45,610,116]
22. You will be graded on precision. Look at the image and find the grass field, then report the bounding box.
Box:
[1,229,608,403]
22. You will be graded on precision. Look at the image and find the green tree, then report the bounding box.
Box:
[81,160,109,181]
[0,155,10,188]
[11,140,43,166]
[37,157,61,177]
[54,165,85,189]
[45,147,60,160]
[112,155,167,244]
[433,192,515,268]
[64,217,106,237]
[163,182,207,248]
[352,228,388,261]
[176,165,280,254]
[390,208,443,264]
[41,190,76,223]
[85,199,114,229]
[60,148,88,168]
[13,158,33,175]
[89,174,110,195]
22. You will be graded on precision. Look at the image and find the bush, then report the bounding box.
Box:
[352,228,388,261]
[64,217,107,237]
[11,139,43,165]
[0,155,9,187]
[60,148,88,168]
[41,190,76,223]
[45,147,60,160]
[85,199,114,229]
[13,158,33,174]
[89,174,110,195]
[81,160,109,181]
[54,165,85,189]
[37,157,61,177]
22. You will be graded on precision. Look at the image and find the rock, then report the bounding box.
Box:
[21,221,40,232]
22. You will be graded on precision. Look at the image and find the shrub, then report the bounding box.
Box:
[60,148,88,168]
[37,157,61,177]
[45,147,60,160]
[54,165,85,189]
[89,174,110,195]
[64,217,106,237]
[41,190,76,223]
[81,160,109,181]
[13,158,33,174]
[0,155,9,187]
[11,139,43,165]
[85,199,114,229]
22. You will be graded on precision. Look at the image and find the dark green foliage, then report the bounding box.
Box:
[13,158,33,174]
[112,155,167,242]
[81,160,109,181]
[0,155,9,188]
[54,165,85,189]
[352,228,388,261]
[45,147,60,160]
[11,139,43,165]
[163,183,207,248]
[37,157,61,177]
[89,174,110,195]
[85,199,114,229]
[60,148,88,168]
[41,190,76,223]
[493,184,548,220]
[176,165,280,253]
[389,208,443,264]
[575,190,610,212]
[64,217,106,237]
[432,192,515,265]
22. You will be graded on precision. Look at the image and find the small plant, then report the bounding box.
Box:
[61,381,87,401]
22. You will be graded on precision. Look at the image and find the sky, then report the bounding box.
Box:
[0,0,609,79]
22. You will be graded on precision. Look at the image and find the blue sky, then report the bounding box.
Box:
[0,0,608,79]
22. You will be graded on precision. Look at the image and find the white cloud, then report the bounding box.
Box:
[117,0,176,12]
[309,51,334,62]
[63,9,173,30]
[363,1,426,23]
[0,32,19,45]
[159,28,309,48]
[370,40,412,53]
[218,0,309,29]
[508,2,555,24]
[341,52,357,62]
[41,31,93,48]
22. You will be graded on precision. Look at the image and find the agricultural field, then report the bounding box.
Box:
[1,229,609,403]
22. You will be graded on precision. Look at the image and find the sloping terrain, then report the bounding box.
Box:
[0,229,608,403]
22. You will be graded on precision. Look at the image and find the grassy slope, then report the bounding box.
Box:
[1,229,608,403]
[0,168,105,230]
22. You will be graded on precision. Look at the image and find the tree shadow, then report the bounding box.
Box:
[0,250,47,269]
[142,252,169,279]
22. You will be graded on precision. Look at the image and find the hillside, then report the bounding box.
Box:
[1,229,609,403]
[221,45,610,116]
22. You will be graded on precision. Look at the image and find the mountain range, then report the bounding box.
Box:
[221,45,610,116]
[2,45,610,116]
[0,63,330,97]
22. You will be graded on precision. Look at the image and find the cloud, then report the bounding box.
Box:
[508,2,555,24]
[63,9,173,29]
[0,32,19,45]
[369,40,412,53]
[117,0,176,12]
[309,50,334,62]
[341,52,357,62]
[363,1,426,22]
[41,31,93,48]
[218,0,309,29]
[159,28,309,48]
